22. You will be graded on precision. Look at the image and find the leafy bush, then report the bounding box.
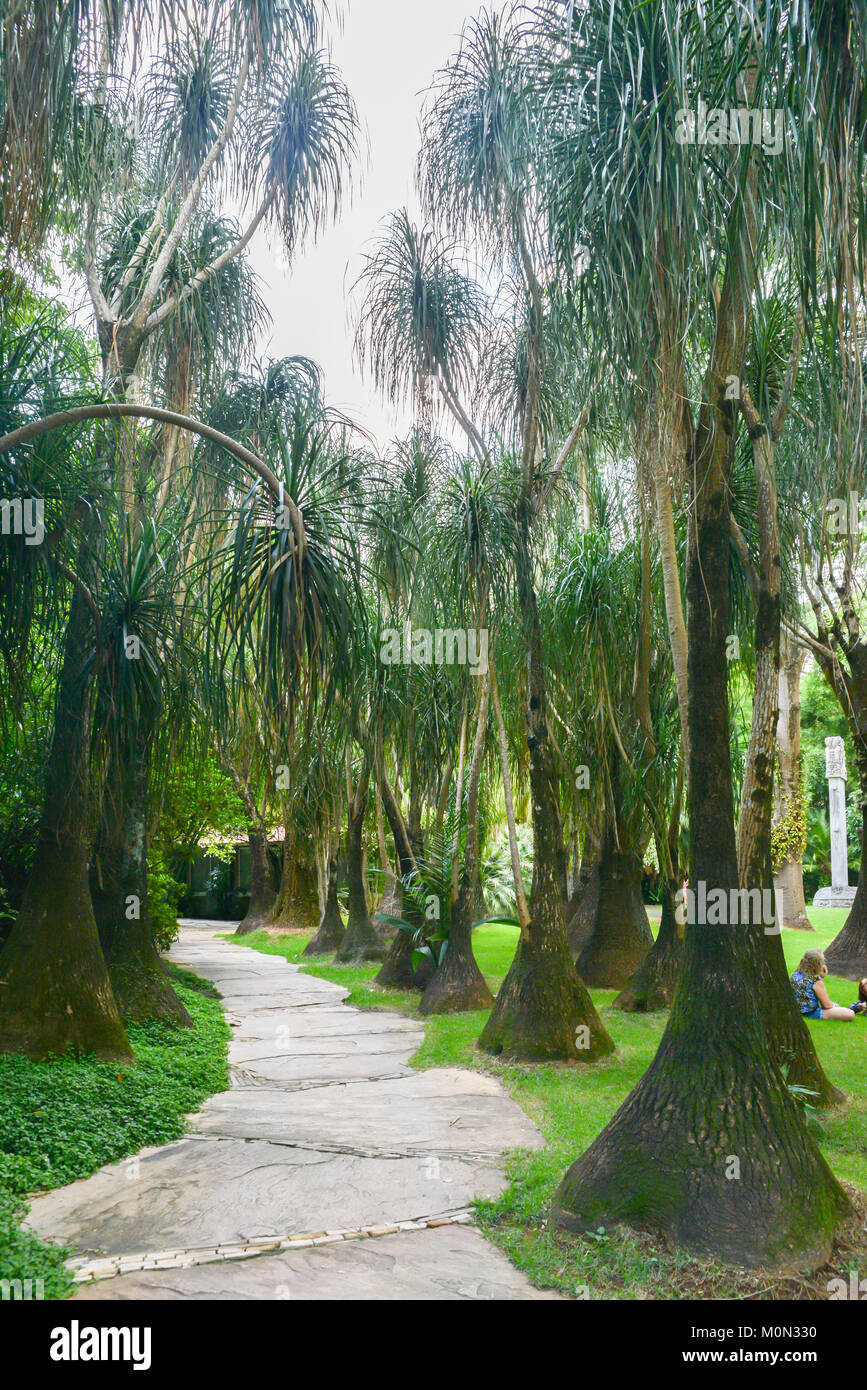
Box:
[148,851,186,951]
[0,971,229,1296]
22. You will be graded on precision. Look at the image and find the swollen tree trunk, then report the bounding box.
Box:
[774,636,812,930]
[614,790,684,1013]
[810,642,867,977]
[421,676,493,1015]
[303,837,345,956]
[613,877,682,1012]
[735,416,840,1104]
[224,759,276,936]
[553,193,849,1263]
[235,826,277,936]
[479,537,613,1062]
[269,825,319,932]
[574,829,653,989]
[337,756,384,963]
[826,793,867,978]
[107,739,192,1027]
[0,586,133,1061]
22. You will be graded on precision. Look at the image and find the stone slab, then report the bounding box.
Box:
[71,1225,560,1300]
[189,1069,543,1157]
[26,1138,502,1257]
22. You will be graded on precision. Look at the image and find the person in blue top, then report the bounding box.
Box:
[790,949,858,1020]
[847,978,867,1015]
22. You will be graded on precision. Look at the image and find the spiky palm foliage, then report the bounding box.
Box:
[354,210,490,444]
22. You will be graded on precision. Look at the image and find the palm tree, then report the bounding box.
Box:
[0,1,359,1058]
[536,0,849,1268]
[414,9,612,1061]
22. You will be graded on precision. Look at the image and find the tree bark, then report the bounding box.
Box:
[303,839,345,956]
[0,586,133,1060]
[552,161,849,1263]
[374,774,431,988]
[613,877,682,1012]
[553,427,848,1267]
[574,830,653,988]
[826,798,867,978]
[269,825,319,932]
[421,676,493,1014]
[337,756,384,962]
[107,739,192,1026]
[774,636,812,930]
[479,535,613,1062]
[235,825,277,935]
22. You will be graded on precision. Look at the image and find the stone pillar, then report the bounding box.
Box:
[813,736,857,908]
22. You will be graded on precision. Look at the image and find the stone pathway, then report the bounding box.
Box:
[26,920,558,1299]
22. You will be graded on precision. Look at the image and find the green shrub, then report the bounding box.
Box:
[148,851,186,951]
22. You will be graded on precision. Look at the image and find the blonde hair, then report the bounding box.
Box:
[797,949,827,980]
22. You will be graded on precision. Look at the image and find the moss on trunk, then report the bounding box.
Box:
[0,588,132,1061]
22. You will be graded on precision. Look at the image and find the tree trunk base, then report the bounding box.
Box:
[420,936,493,1016]
[478,930,613,1062]
[551,1017,850,1270]
[234,909,276,938]
[774,864,814,931]
[613,889,682,1013]
[0,858,133,1062]
[566,863,600,959]
[374,930,430,988]
[574,848,653,989]
[108,956,193,1028]
[302,904,345,956]
[336,915,386,963]
[825,887,867,980]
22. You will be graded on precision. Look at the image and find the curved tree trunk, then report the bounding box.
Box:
[0,586,133,1061]
[479,548,613,1062]
[574,832,653,988]
[337,755,384,963]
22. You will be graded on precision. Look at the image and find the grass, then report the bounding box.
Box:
[0,964,229,1298]
[233,908,867,1299]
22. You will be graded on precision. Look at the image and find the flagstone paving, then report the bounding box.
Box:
[26,920,559,1300]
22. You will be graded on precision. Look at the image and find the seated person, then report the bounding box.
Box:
[790,949,857,1020]
[847,978,867,1015]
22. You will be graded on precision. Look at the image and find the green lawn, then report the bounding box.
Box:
[235,908,867,1299]
[0,965,229,1298]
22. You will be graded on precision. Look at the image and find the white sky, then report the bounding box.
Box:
[245,0,481,450]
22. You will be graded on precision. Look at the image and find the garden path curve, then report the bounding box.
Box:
[26,920,558,1300]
